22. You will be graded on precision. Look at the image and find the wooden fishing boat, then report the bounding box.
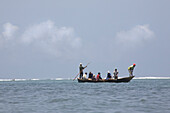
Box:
[77,76,135,83]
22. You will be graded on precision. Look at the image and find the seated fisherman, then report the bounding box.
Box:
[113,69,118,79]
[88,72,93,78]
[106,71,112,79]
[92,74,96,80]
[83,72,87,80]
[96,72,102,81]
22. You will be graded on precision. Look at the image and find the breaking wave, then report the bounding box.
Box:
[1,77,170,82]
[0,78,72,82]
[134,77,170,79]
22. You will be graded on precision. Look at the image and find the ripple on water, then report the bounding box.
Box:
[0,79,170,113]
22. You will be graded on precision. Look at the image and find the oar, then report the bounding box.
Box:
[73,63,90,81]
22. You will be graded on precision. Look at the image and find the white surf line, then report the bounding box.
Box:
[134,77,170,79]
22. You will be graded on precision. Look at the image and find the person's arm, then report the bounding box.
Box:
[82,66,87,69]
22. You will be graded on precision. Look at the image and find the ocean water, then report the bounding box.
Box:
[0,79,170,113]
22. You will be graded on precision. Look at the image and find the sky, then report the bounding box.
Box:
[0,0,170,79]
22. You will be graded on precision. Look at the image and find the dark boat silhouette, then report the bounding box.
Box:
[77,76,134,83]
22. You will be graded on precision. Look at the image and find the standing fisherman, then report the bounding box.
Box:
[79,63,87,78]
[113,69,118,79]
[128,64,136,76]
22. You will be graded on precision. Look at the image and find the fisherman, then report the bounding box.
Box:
[92,74,96,80]
[96,72,102,81]
[79,63,87,78]
[106,71,112,79]
[128,64,136,76]
[88,72,93,78]
[82,72,87,80]
[113,68,118,79]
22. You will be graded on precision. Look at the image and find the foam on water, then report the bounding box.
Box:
[50,78,71,80]
[0,77,170,82]
[0,79,13,82]
[0,79,41,81]
[0,78,72,82]
[134,77,170,79]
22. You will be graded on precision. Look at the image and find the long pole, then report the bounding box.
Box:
[73,63,90,81]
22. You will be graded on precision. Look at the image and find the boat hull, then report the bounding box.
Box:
[77,76,134,83]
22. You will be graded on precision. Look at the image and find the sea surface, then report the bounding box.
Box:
[0,78,170,113]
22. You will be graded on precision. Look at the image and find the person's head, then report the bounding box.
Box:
[133,63,136,67]
[80,63,82,66]
[107,71,110,73]
[85,72,87,75]
[93,74,95,77]
[89,72,91,74]
[98,72,100,75]
[115,69,117,71]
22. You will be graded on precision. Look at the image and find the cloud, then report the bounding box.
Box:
[115,25,154,48]
[0,23,19,47]
[0,20,81,58]
[2,23,18,40]
[21,20,81,57]
[106,25,155,60]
